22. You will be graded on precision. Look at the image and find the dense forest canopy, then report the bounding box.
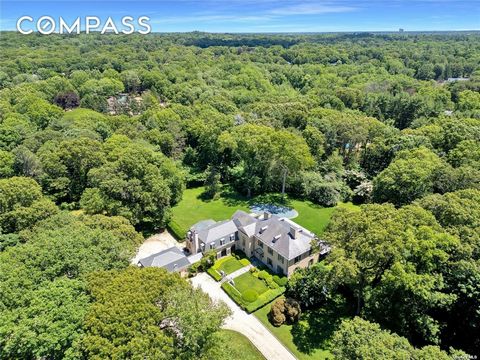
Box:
[0,31,479,359]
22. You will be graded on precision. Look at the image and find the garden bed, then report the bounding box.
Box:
[207,255,250,281]
[221,268,287,313]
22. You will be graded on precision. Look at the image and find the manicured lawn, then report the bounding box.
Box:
[168,186,359,239]
[291,199,359,238]
[214,256,246,274]
[254,301,336,360]
[168,187,250,239]
[219,329,265,360]
[234,272,269,295]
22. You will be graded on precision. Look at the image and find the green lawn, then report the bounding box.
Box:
[219,329,265,360]
[168,186,359,239]
[255,302,336,360]
[213,256,246,275]
[234,272,269,295]
[168,187,250,239]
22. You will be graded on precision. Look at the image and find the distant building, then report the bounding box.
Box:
[399,28,405,32]
[186,210,330,277]
[446,77,470,83]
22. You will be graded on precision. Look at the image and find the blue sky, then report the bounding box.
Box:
[1,0,479,33]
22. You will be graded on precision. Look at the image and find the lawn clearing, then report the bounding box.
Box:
[234,272,269,295]
[168,186,359,239]
[218,329,265,360]
[254,301,334,360]
[168,187,250,239]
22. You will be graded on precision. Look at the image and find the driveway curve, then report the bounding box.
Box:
[190,273,297,360]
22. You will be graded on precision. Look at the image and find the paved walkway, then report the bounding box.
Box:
[190,273,297,360]
[220,264,253,284]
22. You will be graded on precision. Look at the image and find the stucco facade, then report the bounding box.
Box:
[187,210,330,277]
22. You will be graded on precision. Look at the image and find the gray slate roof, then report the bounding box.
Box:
[195,219,238,243]
[254,216,316,260]
[138,247,190,272]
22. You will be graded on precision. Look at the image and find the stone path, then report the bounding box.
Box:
[220,264,253,284]
[190,273,297,360]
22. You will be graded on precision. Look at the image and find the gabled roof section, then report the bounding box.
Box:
[191,219,216,232]
[138,247,190,272]
[255,216,316,260]
[232,210,259,237]
[197,219,238,243]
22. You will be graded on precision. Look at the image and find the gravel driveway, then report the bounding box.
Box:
[190,273,297,360]
[131,230,184,264]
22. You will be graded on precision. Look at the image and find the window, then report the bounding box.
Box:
[210,242,216,249]
[230,234,235,241]
[257,240,263,248]
[220,238,225,246]
[267,247,273,255]
[267,258,273,266]
[294,255,301,264]
[277,265,284,275]
[242,239,245,247]
[277,254,284,264]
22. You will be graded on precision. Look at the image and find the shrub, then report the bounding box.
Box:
[242,289,259,303]
[258,270,269,280]
[273,275,288,287]
[266,276,280,289]
[269,299,287,326]
[239,258,251,266]
[268,297,301,326]
[244,287,285,313]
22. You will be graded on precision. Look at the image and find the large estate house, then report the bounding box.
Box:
[186,210,330,277]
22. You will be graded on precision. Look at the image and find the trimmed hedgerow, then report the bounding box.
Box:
[207,267,222,281]
[273,275,288,287]
[244,287,285,313]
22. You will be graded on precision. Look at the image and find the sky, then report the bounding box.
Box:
[0,0,479,33]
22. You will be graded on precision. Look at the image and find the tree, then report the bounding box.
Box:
[37,137,105,203]
[325,204,459,343]
[286,262,332,308]
[203,166,221,199]
[0,212,142,359]
[331,317,458,360]
[268,298,301,326]
[373,147,444,206]
[53,91,80,109]
[79,267,230,360]
[81,137,184,228]
[0,150,14,178]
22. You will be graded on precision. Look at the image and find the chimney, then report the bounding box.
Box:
[290,226,298,239]
[264,211,271,220]
[193,232,200,253]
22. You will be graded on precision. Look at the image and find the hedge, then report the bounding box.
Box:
[273,275,288,287]
[222,281,286,314]
[207,267,222,281]
[222,282,244,305]
[239,258,251,266]
[244,287,285,313]
[167,220,185,240]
